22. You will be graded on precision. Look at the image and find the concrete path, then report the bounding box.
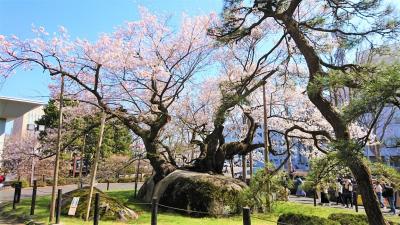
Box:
[0,217,23,225]
[289,195,400,216]
[289,195,365,212]
[0,182,140,203]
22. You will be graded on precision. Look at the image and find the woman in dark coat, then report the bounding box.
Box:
[320,184,330,206]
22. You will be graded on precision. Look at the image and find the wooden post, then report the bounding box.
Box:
[106,180,110,191]
[30,180,37,215]
[242,207,251,225]
[49,74,65,223]
[151,197,158,225]
[94,193,100,225]
[42,174,45,183]
[85,111,107,221]
[56,189,62,224]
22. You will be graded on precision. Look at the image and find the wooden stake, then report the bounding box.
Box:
[85,111,106,221]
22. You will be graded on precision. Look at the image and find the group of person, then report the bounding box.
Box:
[323,177,397,215]
[334,177,357,208]
[374,181,396,215]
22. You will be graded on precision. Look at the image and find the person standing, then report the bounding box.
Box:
[295,177,306,197]
[320,183,330,206]
[383,183,396,215]
[343,178,353,208]
[374,181,384,208]
[335,178,344,205]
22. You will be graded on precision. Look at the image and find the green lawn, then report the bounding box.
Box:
[1,190,399,225]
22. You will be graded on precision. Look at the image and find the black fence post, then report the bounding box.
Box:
[30,180,37,215]
[313,189,317,207]
[94,193,100,225]
[151,197,158,225]
[106,180,110,191]
[56,189,62,224]
[354,192,358,212]
[12,183,18,210]
[242,207,251,225]
[16,182,22,203]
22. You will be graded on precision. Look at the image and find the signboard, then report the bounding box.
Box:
[68,197,80,216]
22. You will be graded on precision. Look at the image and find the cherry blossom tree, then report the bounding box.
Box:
[0,8,215,185]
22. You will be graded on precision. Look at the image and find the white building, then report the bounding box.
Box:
[0,96,45,163]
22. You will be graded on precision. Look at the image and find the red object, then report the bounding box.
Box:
[0,175,4,183]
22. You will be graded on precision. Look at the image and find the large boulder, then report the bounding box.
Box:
[60,187,138,221]
[146,170,247,216]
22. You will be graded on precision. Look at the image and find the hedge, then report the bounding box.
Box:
[277,213,340,225]
[10,180,30,188]
[328,213,400,225]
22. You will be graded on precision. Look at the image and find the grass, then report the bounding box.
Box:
[1,190,399,225]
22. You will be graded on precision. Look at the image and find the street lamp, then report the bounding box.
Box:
[27,124,45,186]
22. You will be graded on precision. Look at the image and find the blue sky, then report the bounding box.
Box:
[0,0,223,102]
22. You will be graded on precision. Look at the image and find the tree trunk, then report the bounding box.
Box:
[282,14,388,225]
[144,140,177,183]
[348,157,388,225]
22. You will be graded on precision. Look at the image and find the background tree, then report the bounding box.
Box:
[36,99,132,169]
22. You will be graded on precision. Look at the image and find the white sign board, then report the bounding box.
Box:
[68,197,80,216]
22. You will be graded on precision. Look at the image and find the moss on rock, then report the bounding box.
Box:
[156,170,246,217]
[60,187,138,221]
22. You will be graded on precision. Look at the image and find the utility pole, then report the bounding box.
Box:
[49,74,65,223]
[241,155,247,182]
[249,151,253,178]
[78,134,87,189]
[30,147,35,186]
[263,83,272,212]
[85,111,106,221]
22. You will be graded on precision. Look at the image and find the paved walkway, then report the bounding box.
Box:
[0,217,23,225]
[289,195,400,217]
[0,182,139,203]
[289,195,365,212]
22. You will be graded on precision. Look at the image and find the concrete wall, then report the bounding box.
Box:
[0,119,5,162]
